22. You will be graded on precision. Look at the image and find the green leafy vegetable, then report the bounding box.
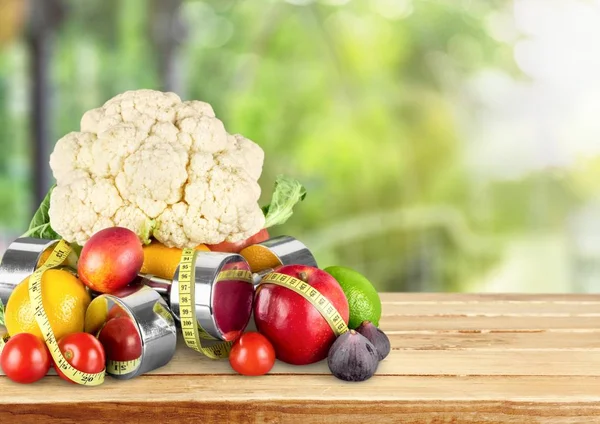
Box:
[22,185,61,240]
[262,175,307,228]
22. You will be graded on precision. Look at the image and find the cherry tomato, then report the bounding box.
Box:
[229,332,276,376]
[56,333,105,383]
[97,316,142,362]
[0,333,51,384]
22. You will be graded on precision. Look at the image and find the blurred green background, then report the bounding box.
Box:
[2,0,600,293]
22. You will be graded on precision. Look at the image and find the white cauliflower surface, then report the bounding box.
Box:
[48,89,265,248]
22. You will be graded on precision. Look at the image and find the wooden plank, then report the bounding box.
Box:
[382,301,600,316]
[147,349,600,377]
[2,376,600,423]
[3,400,600,424]
[158,329,600,375]
[6,332,600,378]
[6,333,598,377]
[380,293,600,302]
[387,331,600,350]
[379,315,600,331]
[2,374,600,403]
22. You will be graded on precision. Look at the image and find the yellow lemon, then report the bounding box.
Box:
[84,296,108,335]
[140,241,210,280]
[37,246,54,267]
[5,269,91,341]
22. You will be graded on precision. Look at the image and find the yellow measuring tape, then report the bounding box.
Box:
[28,240,104,385]
[107,357,142,375]
[217,269,254,283]
[259,272,349,337]
[178,249,252,359]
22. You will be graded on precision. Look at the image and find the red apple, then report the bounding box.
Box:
[107,304,129,322]
[78,227,144,294]
[253,265,349,365]
[207,228,269,253]
[98,316,143,362]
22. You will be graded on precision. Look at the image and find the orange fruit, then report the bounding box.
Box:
[240,245,282,273]
[5,269,91,341]
[140,241,210,280]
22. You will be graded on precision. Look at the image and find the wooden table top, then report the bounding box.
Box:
[2,292,600,423]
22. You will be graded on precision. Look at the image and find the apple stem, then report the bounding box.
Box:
[298,271,308,282]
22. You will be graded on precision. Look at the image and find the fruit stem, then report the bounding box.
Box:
[298,271,308,282]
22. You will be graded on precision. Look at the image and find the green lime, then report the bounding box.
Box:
[324,266,382,329]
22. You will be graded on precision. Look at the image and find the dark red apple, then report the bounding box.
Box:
[78,227,144,294]
[107,304,129,322]
[207,228,269,253]
[253,265,349,365]
[98,316,143,362]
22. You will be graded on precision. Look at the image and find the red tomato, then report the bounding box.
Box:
[208,229,269,253]
[97,316,142,362]
[0,333,51,384]
[229,332,276,376]
[56,333,105,383]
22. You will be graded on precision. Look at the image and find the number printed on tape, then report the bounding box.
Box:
[177,249,232,359]
[217,269,253,283]
[108,357,142,375]
[27,240,105,386]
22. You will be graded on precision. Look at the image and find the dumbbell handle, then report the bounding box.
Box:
[141,274,172,296]
[141,268,274,296]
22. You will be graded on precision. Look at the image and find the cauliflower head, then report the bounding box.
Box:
[48,89,265,248]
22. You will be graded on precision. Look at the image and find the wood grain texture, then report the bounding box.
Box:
[139,338,600,377]
[380,293,600,302]
[4,400,600,424]
[2,376,600,423]
[2,292,600,423]
[379,315,600,331]
[382,300,600,316]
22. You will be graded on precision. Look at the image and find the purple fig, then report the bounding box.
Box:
[327,330,379,382]
[356,321,390,361]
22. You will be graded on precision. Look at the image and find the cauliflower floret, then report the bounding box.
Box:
[49,89,265,248]
[220,134,265,181]
[49,132,97,180]
[115,136,189,218]
[49,170,116,244]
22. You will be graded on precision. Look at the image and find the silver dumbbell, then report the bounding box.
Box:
[85,281,177,379]
[142,235,318,340]
[0,238,78,306]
